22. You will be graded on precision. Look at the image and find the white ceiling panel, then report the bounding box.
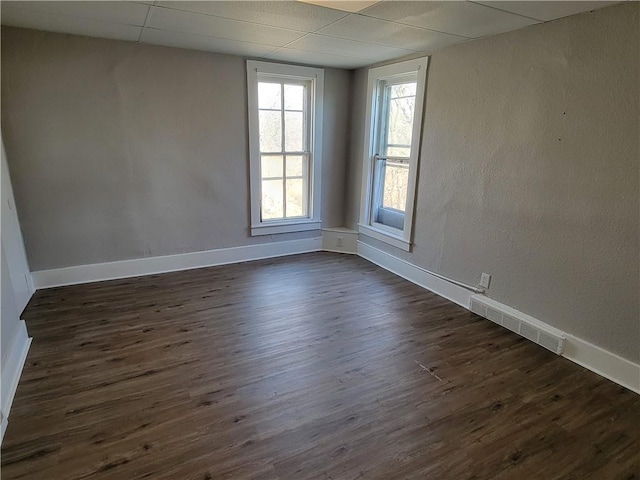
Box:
[0,4,142,42]
[147,6,306,47]
[141,28,276,57]
[1,1,149,26]
[475,1,620,22]
[361,1,539,38]
[317,13,466,51]
[286,33,414,60]
[156,1,347,32]
[266,46,371,69]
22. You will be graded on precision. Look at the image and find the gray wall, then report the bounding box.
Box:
[348,3,639,362]
[1,27,350,271]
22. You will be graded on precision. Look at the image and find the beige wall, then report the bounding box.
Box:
[348,3,639,362]
[1,27,350,271]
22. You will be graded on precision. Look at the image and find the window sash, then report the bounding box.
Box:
[257,78,312,222]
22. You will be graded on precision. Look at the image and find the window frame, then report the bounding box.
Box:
[358,57,428,251]
[247,60,324,236]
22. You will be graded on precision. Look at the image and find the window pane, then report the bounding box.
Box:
[382,163,409,212]
[387,146,410,157]
[386,95,415,150]
[262,179,283,220]
[286,155,304,177]
[259,110,282,152]
[284,111,304,152]
[284,84,304,110]
[261,155,283,179]
[258,82,281,110]
[390,82,416,98]
[286,178,305,217]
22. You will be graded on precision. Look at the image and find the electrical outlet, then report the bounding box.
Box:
[337,237,344,247]
[480,273,491,289]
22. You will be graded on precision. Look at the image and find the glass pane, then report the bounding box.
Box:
[284,84,304,111]
[284,111,304,152]
[258,82,281,110]
[386,95,415,149]
[286,155,304,177]
[286,178,305,217]
[259,110,282,152]
[390,82,416,98]
[382,163,409,212]
[387,146,410,157]
[261,155,283,179]
[262,179,283,220]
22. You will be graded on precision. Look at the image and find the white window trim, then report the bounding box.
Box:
[247,60,324,237]
[358,57,428,252]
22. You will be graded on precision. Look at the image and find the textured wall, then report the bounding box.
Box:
[349,3,639,362]
[1,27,351,270]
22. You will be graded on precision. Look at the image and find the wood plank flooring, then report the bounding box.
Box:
[2,252,638,479]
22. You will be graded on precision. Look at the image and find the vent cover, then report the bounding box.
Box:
[470,295,565,354]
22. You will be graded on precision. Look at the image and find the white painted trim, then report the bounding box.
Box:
[563,335,639,394]
[247,60,324,235]
[357,240,472,308]
[358,223,410,251]
[322,228,358,254]
[251,221,321,236]
[1,320,32,443]
[32,237,322,289]
[358,57,428,248]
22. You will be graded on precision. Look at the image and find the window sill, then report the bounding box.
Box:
[251,220,321,236]
[358,224,410,251]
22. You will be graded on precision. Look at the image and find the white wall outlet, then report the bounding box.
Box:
[480,273,491,289]
[337,237,344,247]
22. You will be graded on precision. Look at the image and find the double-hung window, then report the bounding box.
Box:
[247,61,323,236]
[359,57,428,251]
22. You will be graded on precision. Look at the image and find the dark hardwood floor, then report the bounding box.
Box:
[2,252,638,479]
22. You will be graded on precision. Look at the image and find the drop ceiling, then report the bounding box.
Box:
[0,1,621,69]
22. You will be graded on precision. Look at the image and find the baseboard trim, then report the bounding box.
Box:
[1,320,32,443]
[322,228,358,255]
[563,335,640,394]
[357,241,639,394]
[356,240,473,308]
[32,237,322,289]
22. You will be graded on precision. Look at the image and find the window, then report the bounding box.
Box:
[359,57,428,251]
[247,61,323,236]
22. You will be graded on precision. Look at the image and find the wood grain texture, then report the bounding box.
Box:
[2,252,639,479]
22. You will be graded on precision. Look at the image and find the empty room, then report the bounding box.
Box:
[0,0,638,478]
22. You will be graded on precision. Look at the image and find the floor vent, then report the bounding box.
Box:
[470,295,565,354]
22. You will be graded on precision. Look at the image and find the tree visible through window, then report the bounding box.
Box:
[258,81,308,221]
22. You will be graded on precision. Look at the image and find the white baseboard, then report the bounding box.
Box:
[1,320,32,443]
[32,237,322,289]
[563,335,639,394]
[357,241,639,394]
[322,228,358,255]
[357,240,472,308]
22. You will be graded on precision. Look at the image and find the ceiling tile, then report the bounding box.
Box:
[475,1,620,22]
[140,28,276,57]
[298,1,380,13]
[147,6,306,47]
[155,1,347,32]
[266,47,371,69]
[317,13,465,51]
[286,33,413,61]
[1,1,149,26]
[0,5,142,41]
[361,1,539,38]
